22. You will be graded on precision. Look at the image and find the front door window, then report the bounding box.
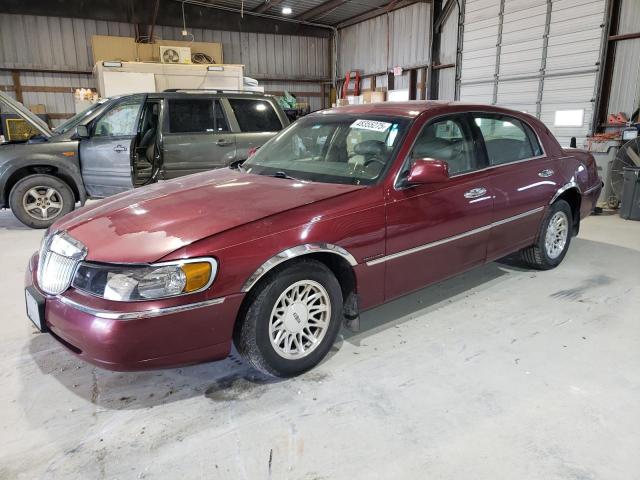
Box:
[410,116,479,175]
[93,101,142,137]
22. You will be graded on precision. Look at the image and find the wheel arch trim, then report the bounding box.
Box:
[240,243,358,293]
[550,181,581,205]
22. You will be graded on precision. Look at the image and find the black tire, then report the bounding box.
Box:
[9,174,75,229]
[234,259,343,378]
[521,199,573,270]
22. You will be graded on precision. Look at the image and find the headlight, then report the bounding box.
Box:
[71,259,216,301]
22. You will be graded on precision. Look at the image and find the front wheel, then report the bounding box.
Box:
[521,199,573,270]
[9,174,75,229]
[234,259,343,377]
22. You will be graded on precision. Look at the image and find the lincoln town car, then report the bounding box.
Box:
[25,102,602,377]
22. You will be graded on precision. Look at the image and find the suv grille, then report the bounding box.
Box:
[37,232,87,295]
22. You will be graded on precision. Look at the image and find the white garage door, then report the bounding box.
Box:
[459,0,606,147]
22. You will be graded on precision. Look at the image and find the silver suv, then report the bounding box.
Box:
[0,90,289,228]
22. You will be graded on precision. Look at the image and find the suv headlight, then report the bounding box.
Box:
[71,258,217,301]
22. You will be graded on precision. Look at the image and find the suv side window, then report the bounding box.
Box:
[168,98,215,133]
[473,114,542,165]
[228,99,281,132]
[93,101,142,137]
[410,115,478,176]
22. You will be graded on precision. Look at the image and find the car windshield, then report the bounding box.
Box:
[54,98,110,134]
[243,114,409,185]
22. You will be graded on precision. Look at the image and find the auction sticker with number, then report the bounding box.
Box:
[350,119,392,132]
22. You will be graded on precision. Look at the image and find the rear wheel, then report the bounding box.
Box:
[9,174,75,229]
[521,199,573,270]
[234,259,343,377]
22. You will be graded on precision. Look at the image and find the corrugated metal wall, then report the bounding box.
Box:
[437,1,459,100]
[338,2,431,75]
[458,0,607,147]
[0,13,330,124]
[606,0,640,119]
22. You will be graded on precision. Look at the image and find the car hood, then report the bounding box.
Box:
[0,91,52,138]
[54,169,364,263]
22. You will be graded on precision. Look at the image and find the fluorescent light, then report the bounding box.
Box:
[207,66,224,71]
[282,6,292,14]
[103,61,122,68]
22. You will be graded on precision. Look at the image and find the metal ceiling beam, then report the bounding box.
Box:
[253,0,284,14]
[297,0,348,21]
[0,0,332,37]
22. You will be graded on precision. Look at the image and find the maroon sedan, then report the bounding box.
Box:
[25,102,602,377]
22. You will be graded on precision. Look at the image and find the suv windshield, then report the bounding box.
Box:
[54,98,110,134]
[243,114,409,185]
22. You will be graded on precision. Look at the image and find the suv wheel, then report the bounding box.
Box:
[9,174,75,229]
[234,259,343,377]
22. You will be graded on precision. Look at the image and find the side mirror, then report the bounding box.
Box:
[405,158,449,185]
[74,125,89,139]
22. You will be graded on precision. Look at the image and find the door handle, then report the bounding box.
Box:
[216,139,232,147]
[464,187,487,199]
[113,144,127,153]
[538,169,554,178]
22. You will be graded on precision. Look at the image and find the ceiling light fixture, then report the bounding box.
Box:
[282,7,292,15]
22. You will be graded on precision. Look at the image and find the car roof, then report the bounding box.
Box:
[153,91,275,100]
[315,101,534,120]
[104,91,275,101]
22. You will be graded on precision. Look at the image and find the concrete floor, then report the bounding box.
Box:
[1,209,639,480]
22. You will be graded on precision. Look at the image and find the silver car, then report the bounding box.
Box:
[0,90,289,228]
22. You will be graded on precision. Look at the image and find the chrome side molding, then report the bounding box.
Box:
[366,206,545,266]
[241,243,358,292]
[59,296,225,320]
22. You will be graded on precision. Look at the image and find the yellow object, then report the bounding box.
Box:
[181,262,213,292]
[5,118,38,141]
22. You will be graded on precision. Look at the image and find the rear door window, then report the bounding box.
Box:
[228,99,282,132]
[473,114,543,165]
[168,98,214,133]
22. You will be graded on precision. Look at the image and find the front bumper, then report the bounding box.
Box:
[582,180,603,218]
[25,254,245,371]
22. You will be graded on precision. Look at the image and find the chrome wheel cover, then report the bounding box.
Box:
[268,280,331,360]
[545,211,569,259]
[22,186,64,221]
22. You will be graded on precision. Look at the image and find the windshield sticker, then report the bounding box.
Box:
[351,119,392,132]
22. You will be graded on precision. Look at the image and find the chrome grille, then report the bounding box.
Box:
[37,232,87,295]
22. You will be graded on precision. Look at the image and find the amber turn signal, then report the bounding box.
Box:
[181,262,213,292]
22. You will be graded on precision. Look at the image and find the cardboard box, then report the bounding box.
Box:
[91,35,223,65]
[346,95,360,105]
[361,90,386,104]
[29,104,46,114]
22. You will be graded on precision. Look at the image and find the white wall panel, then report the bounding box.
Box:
[607,0,640,118]
[440,2,459,65]
[459,0,607,147]
[338,2,431,75]
[438,67,456,100]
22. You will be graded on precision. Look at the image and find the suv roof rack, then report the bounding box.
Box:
[162,89,266,95]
